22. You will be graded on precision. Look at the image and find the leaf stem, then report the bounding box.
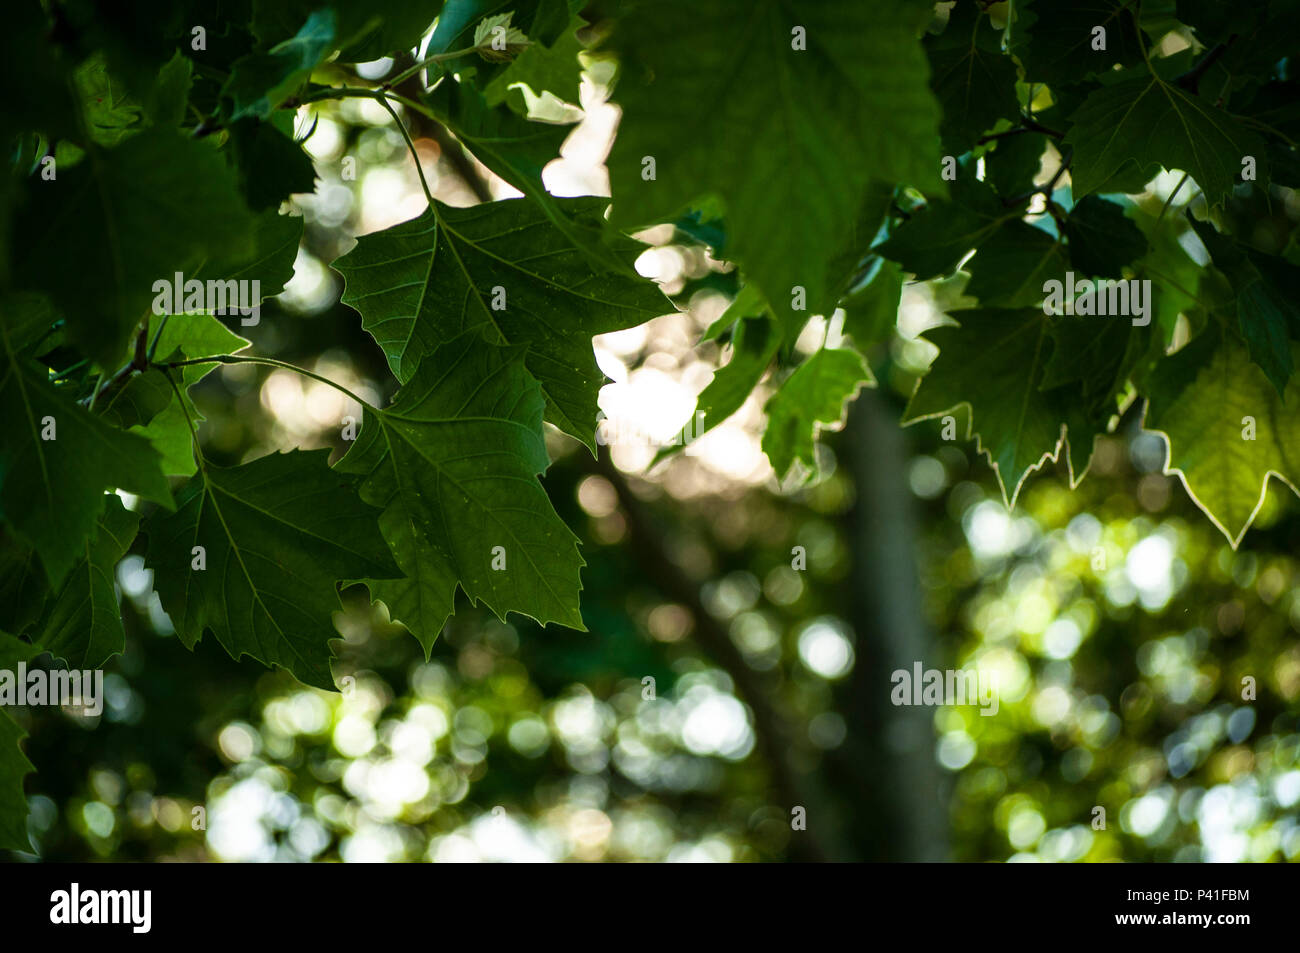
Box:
[381,47,478,90]
[1157,172,1189,220]
[160,355,377,411]
[371,93,437,207]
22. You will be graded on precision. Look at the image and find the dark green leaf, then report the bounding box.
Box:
[333,196,667,449]
[1064,196,1149,278]
[337,332,586,652]
[144,449,401,689]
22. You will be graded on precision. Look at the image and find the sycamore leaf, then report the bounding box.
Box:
[474,12,530,61]
[333,196,666,449]
[654,314,780,466]
[1189,217,1300,395]
[603,0,942,335]
[877,174,1024,280]
[12,127,255,368]
[984,133,1048,199]
[0,329,171,587]
[35,494,138,669]
[840,258,903,351]
[763,348,874,482]
[927,1,1021,150]
[965,221,1068,308]
[101,314,252,477]
[337,332,585,653]
[143,449,401,689]
[1064,67,1267,207]
[904,309,1069,505]
[0,704,35,852]
[485,11,584,106]
[75,54,143,146]
[222,9,336,121]
[1011,0,1144,85]
[0,533,48,635]
[229,117,319,212]
[1064,195,1149,278]
[423,82,634,277]
[1144,328,1300,547]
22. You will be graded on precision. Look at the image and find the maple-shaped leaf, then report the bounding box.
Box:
[102,314,253,477]
[840,258,904,351]
[965,221,1068,308]
[333,196,667,449]
[877,173,1025,280]
[484,10,585,106]
[222,9,336,120]
[143,449,401,689]
[1143,328,1300,547]
[0,705,35,853]
[904,309,1070,504]
[927,1,1021,150]
[763,348,874,482]
[423,82,633,277]
[35,494,138,669]
[12,127,256,368]
[1064,67,1267,207]
[0,327,171,587]
[603,0,942,334]
[1011,0,1144,85]
[984,133,1048,199]
[1064,196,1149,278]
[337,332,585,653]
[1189,216,1300,395]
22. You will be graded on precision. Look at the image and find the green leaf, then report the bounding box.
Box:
[13,127,256,368]
[840,258,903,351]
[654,314,780,465]
[1011,0,1144,86]
[1189,217,1300,395]
[905,309,1067,504]
[762,348,874,482]
[143,449,401,690]
[0,333,172,587]
[0,534,49,635]
[485,11,585,106]
[144,51,193,127]
[36,495,139,668]
[878,173,1023,280]
[927,2,1020,149]
[101,314,253,478]
[0,704,36,853]
[965,221,1068,308]
[603,0,942,334]
[1064,68,1267,207]
[223,9,336,121]
[1144,328,1300,547]
[700,284,766,344]
[229,117,318,211]
[337,332,586,652]
[984,133,1048,200]
[333,196,666,449]
[75,54,144,146]
[1064,196,1150,278]
[424,81,633,277]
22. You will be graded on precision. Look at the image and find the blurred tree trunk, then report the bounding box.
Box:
[833,389,948,861]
